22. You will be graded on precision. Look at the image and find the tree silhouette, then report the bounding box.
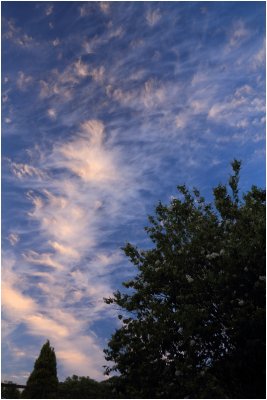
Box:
[104,161,266,398]
[23,340,58,399]
[57,375,112,399]
[1,382,21,399]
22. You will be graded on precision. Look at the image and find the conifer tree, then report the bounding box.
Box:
[23,340,58,399]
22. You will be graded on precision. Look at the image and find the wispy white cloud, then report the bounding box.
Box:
[208,83,265,131]
[8,233,20,246]
[142,78,166,108]
[3,18,35,48]
[58,120,119,183]
[252,39,266,69]
[47,108,57,119]
[82,37,103,54]
[79,3,92,18]
[99,2,110,15]
[91,66,105,82]
[22,250,64,271]
[45,5,54,16]
[49,241,80,260]
[146,9,161,27]
[2,254,37,320]
[39,59,92,102]
[2,251,108,380]
[9,160,45,180]
[228,20,250,48]
[74,59,90,78]
[234,84,253,97]
[17,71,33,91]
[175,112,189,130]
[107,25,124,40]
[2,114,143,379]
[56,337,105,380]
[51,38,60,47]
[25,314,70,338]
[2,285,36,316]
[106,78,167,111]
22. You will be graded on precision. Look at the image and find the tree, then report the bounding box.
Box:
[1,382,21,399]
[104,161,266,398]
[57,375,110,399]
[22,340,58,399]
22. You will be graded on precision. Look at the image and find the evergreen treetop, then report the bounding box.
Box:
[23,340,58,399]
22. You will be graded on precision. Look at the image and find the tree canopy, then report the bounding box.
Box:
[104,161,266,398]
[22,340,58,399]
[1,382,21,399]
[57,375,111,399]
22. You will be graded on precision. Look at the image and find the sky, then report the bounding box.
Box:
[1,1,266,384]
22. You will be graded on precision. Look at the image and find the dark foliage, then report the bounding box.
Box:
[1,382,21,399]
[57,375,112,399]
[104,161,266,398]
[22,340,58,399]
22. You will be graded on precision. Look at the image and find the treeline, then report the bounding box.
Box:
[1,341,123,399]
[2,374,122,399]
[2,161,266,399]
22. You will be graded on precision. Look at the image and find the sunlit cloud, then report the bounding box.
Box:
[207,84,265,130]
[91,66,105,83]
[108,26,124,40]
[106,78,167,112]
[79,3,92,18]
[74,59,89,78]
[252,39,266,69]
[49,241,80,260]
[3,18,35,47]
[56,341,104,380]
[47,108,57,119]
[9,160,45,180]
[229,20,250,47]
[2,255,37,318]
[146,9,161,27]
[142,78,165,108]
[58,120,119,183]
[39,59,93,102]
[22,250,64,270]
[175,112,189,130]
[8,233,20,246]
[25,314,69,338]
[99,2,110,15]
[2,285,36,315]
[17,71,33,91]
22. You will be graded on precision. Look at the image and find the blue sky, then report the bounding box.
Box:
[2,1,265,383]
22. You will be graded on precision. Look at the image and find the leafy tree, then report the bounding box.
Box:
[22,340,58,399]
[99,376,125,398]
[1,382,21,399]
[57,375,110,399]
[104,161,266,398]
